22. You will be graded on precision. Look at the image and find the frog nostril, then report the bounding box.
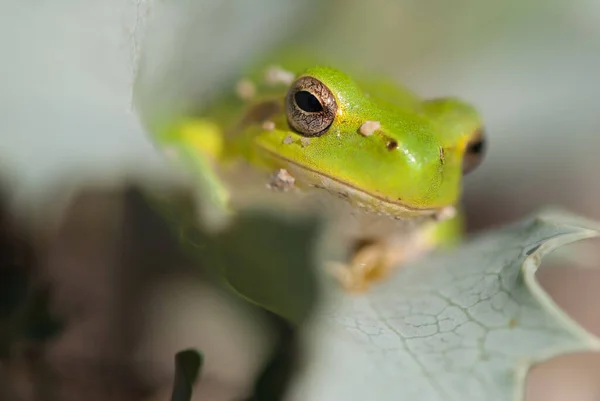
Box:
[386,139,398,150]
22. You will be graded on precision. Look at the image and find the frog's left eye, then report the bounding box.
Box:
[462,128,487,175]
[286,76,337,137]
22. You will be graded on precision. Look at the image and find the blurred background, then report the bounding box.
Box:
[1,0,600,400]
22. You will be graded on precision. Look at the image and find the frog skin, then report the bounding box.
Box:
[153,56,486,292]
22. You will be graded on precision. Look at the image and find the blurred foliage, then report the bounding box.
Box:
[148,190,323,326]
[0,183,63,359]
[248,318,299,401]
[0,176,326,401]
[144,184,325,399]
[170,348,203,401]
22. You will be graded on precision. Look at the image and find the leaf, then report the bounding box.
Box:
[146,188,323,398]
[212,212,322,326]
[146,189,323,326]
[285,209,600,401]
[171,348,203,401]
[134,0,325,131]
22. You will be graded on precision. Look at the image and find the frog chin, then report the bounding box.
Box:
[291,166,442,218]
[263,158,444,220]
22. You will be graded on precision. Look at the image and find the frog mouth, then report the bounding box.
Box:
[258,147,444,219]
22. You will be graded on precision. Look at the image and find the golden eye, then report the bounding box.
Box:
[285,76,337,137]
[462,128,487,175]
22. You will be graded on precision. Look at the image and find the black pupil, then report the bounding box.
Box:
[294,91,323,113]
[468,138,485,154]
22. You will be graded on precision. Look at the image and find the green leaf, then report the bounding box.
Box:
[146,190,323,326]
[286,209,600,401]
[213,212,322,326]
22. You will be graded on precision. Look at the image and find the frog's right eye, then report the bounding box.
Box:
[462,128,487,175]
[286,76,337,137]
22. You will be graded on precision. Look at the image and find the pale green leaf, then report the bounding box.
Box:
[287,209,600,401]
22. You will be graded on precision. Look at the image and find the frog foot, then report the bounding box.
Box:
[328,232,435,293]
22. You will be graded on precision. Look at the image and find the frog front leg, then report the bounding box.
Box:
[163,119,233,228]
[330,213,463,292]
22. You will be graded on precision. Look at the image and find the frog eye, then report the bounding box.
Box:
[285,76,337,137]
[462,128,487,175]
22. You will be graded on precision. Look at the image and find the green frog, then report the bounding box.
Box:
[150,54,486,292]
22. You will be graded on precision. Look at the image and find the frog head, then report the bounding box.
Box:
[252,66,486,219]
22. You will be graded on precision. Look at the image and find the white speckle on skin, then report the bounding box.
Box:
[262,120,276,131]
[282,135,294,145]
[265,65,296,86]
[300,137,311,147]
[359,120,381,136]
[267,168,296,191]
[236,78,256,100]
[435,205,457,221]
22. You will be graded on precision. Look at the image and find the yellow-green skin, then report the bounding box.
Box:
[154,55,482,245]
